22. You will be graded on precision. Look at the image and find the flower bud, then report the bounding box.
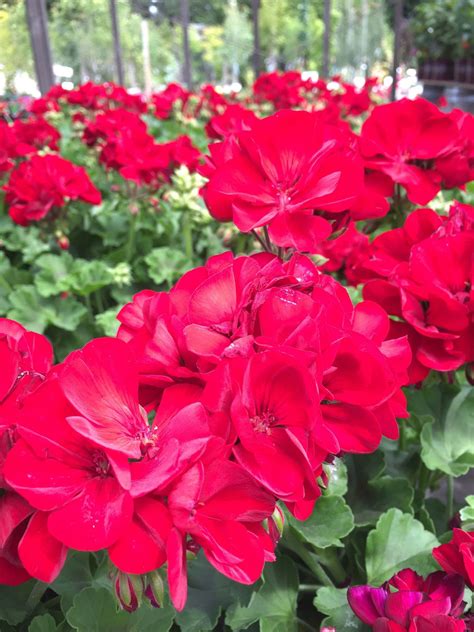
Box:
[113,570,144,613]
[57,235,70,250]
[144,570,165,608]
[268,505,285,545]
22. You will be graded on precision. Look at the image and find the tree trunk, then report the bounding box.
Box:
[141,19,152,96]
[391,0,403,101]
[25,0,54,94]
[109,0,124,85]
[251,0,261,77]
[322,0,331,78]
[180,0,192,90]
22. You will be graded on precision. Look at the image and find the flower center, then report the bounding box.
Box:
[91,450,110,477]
[251,411,277,434]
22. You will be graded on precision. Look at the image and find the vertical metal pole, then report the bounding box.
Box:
[391,0,403,101]
[141,19,152,96]
[251,0,261,77]
[322,0,331,77]
[25,0,54,94]
[109,0,124,85]
[181,0,192,90]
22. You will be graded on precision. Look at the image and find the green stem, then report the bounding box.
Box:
[182,215,193,261]
[262,225,273,252]
[125,212,138,263]
[398,422,406,451]
[417,463,431,496]
[95,290,105,314]
[299,584,319,592]
[85,294,94,322]
[297,617,314,631]
[284,532,334,587]
[446,475,454,524]
[26,581,48,610]
[320,548,347,585]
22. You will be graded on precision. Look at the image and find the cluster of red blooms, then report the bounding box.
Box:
[82,107,201,188]
[0,247,411,609]
[252,70,377,116]
[201,108,397,251]
[359,98,474,206]
[0,115,60,173]
[2,154,101,226]
[348,529,474,631]
[354,202,474,382]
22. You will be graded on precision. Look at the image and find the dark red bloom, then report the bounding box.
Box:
[348,569,466,631]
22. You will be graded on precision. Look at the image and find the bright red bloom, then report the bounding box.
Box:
[203,109,364,251]
[433,529,474,590]
[203,350,324,511]
[119,252,410,503]
[166,459,275,610]
[348,569,466,631]
[360,98,459,205]
[152,83,190,119]
[3,154,101,226]
[205,104,258,140]
[0,319,64,585]
[361,204,474,379]
[13,116,61,152]
[4,374,133,552]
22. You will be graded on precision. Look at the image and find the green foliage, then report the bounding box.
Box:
[421,386,474,477]
[314,587,366,631]
[288,496,355,549]
[225,556,299,632]
[365,509,439,585]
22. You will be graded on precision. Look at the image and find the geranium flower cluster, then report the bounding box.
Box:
[360,98,474,205]
[201,108,399,251]
[348,529,474,631]
[0,250,410,611]
[82,107,201,188]
[357,202,474,382]
[2,154,101,226]
[252,71,377,116]
[0,115,60,173]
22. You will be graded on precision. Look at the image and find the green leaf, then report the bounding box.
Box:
[49,295,88,331]
[421,386,474,477]
[0,581,44,626]
[366,509,439,585]
[66,587,174,632]
[29,613,58,632]
[7,286,87,333]
[226,556,298,632]
[346,452,414,526]
[64,260,115,297]
[145,247,192,287]
[460,495,474,530]
[35,253,74,297]
[95,307,121,337]
[176,552,253,632]
[323,458,348,497]
[50,552,93,612]
[288,496,354,548]
[314,587,366,631]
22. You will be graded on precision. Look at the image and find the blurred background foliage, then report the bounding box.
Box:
[0,0,392,93]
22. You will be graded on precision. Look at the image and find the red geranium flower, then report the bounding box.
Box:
[360,98,458,205]
[203,109,364,252]
[3,154,101,226]
[433,529,474,590]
